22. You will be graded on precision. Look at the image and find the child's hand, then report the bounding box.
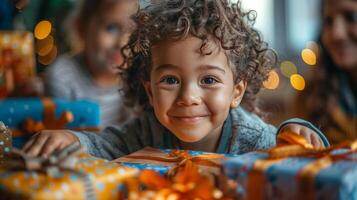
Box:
[278,124,324,148]
[22,130,79,157]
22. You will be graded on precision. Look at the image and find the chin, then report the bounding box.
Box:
[174,130,206,143]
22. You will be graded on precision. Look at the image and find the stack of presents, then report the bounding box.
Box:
[0,118,356,199]
[1,31,357,200]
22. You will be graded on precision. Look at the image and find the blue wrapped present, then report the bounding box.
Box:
[222,141,357,200]
[0,98,100,148]
[114,147,234,175]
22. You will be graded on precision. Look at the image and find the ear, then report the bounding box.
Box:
[230,80,247,108]
[143,81,154,106]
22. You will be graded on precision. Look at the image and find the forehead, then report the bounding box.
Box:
[151,36,230,70]
[324,0,357,14]
[99,0,138,20]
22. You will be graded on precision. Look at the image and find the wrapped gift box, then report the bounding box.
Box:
[0,145,138,200]
[222,142,357,200]
[0,98,100,148]
[0,31,35,98]
[114,147,234,175]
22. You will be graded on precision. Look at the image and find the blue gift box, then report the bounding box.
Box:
[222,150,357,200]
[0,98,100,148]
[114,147,235,175]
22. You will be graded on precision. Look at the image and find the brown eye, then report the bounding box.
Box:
[160,76,180,84]
[200,76,218,85]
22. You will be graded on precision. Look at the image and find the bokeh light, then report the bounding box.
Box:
[38,46,57,65]
[290,74,305,91]
[301,48,317,66]
[36,35,54,56]
[34,20,52,40]
[263,70,280,90]
[280,61,297,78]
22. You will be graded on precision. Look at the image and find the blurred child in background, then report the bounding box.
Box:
[294,0,356,144]
[45,0,138,128]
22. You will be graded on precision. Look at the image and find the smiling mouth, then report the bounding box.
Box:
[171,115,208,124]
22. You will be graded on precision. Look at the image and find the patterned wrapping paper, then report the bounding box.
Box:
[0,153,138,200]
[114,147,235,175]
[0,31,35,98]
[0,98,101,148]
[222,147,357,200]
[0,98,100,131]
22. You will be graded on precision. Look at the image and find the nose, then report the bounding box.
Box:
[176,83,202,106]
[330,16,348,40]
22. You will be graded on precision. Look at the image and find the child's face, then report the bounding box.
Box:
[85,0,137,75]
[145,36,246,143]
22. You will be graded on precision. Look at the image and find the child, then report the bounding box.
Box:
[23,0,329,159]
[45,0,138,127]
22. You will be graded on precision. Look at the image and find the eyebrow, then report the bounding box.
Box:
[198,65,226,74]
[154,64,226,74]
[154,64,179,72]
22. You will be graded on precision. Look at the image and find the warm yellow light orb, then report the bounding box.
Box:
[34,20,52,40]
[36,35,54,56]
[263,70,280,90]
[290,74,305,91]
[301,48,317,66]
[38,46,57,65]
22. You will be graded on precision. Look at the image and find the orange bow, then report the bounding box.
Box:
[21,98,73,135]
[247,131,357,200]
[119,148,236,200]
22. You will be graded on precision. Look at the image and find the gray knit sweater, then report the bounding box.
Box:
[72,107,329,160]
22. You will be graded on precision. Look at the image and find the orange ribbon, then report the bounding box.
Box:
[247,132,357,200]
[11,98,98,137]
[22,98,74,133]
[115,147,226,175]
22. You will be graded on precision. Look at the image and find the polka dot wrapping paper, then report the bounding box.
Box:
[0,153,138,200]
[0,98,101,148]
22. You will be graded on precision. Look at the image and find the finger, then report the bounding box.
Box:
[311,134,323,148]
[22,134,39,152]
[26,134,49,157]
[57,141,70,150]
[39,138,61,158]
[300,128,312,144]
[281,125,301,135]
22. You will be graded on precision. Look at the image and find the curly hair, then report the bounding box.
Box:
[122,0,276,114]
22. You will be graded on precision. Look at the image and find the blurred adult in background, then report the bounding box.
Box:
[45,0,138,128]
[295,0,357,144]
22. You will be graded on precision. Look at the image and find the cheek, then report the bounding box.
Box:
[204,89,233,115]
[151,87,177,111]
[97,32,116,50]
